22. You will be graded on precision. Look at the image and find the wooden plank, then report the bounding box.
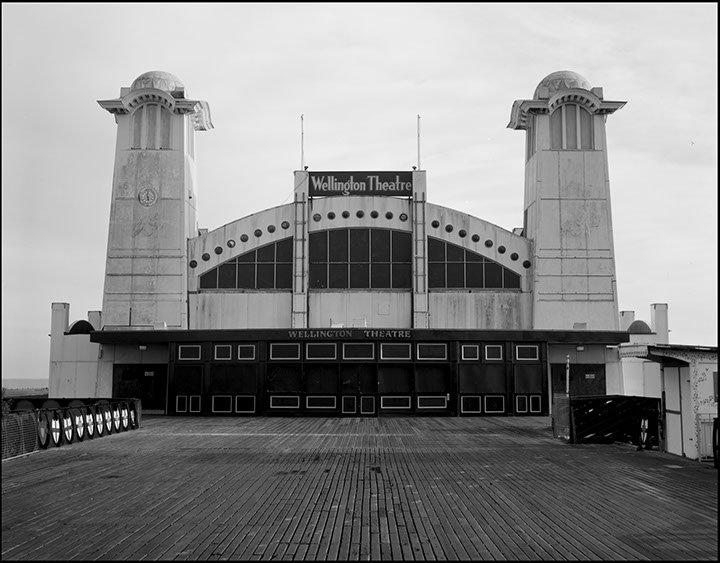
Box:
[2,415,718,562]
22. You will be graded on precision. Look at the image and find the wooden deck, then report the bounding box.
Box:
[2,416,717,560]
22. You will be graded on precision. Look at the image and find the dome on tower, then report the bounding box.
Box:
[534,70,591,100]
[130,71,184,94]
[627,320,653,334]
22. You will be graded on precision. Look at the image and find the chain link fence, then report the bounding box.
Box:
[1,411,39,459]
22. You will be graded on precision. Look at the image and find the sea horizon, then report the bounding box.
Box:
[2,378,49,389]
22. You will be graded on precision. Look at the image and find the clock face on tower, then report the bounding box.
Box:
[138,188,158,207]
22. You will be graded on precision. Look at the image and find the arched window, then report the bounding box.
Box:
[427,237,520,290]
[199,238,293,290]
[309,228,412,289]
[131,103,173,150]
[550,103,593,150]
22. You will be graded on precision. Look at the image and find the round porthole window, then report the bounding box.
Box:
[227,240,236,248]
[201,253,210,261]
[214,246,223,255]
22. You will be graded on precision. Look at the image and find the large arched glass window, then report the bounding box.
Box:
[199,238,293,290]
[550,103,593,150]
[427,237,520,290]
[309,228,412,289]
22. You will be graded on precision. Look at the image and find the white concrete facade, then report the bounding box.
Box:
[508,71,626,331]
[97,72,213,331]
[50,70,645,416]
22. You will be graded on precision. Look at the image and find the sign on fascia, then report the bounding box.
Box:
[308,171,413,197]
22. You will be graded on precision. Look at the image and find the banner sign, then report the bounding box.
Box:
[308,171,413,197]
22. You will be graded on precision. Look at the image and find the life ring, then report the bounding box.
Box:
[50,411,63,447]
[37,411,51,449]
[62,410,74,444]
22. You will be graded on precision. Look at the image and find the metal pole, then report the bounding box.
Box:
[565,354,570,395]
[417,114,421,170]
[300,114,304,170]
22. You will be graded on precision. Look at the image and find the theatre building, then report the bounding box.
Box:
[49,70,633,417]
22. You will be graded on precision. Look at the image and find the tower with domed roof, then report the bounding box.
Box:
[98,71,213,330]
[508,71,626,330]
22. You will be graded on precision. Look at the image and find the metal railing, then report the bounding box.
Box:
[551,395,661,449]
[1,399,141,460]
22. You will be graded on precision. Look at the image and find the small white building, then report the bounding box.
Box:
[617,308,717,461]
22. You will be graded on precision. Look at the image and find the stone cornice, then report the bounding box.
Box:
[97,98,128,115]
[506,100,549,130]
[184,100,213,131]
[548,88,602,113]
[508,91,627,130]
[98,89,213,130]
[122,88,177,112]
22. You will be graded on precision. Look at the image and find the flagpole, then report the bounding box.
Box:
[417,114,421,170]
[301,114,304,170]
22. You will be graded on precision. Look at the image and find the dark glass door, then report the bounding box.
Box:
[113,364,168,413]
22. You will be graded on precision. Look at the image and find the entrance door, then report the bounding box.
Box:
[173,365,203,414]
[266,364,302,413]
[663,366,683,456]
[113,364,168,413]
[415,364,453,414]
[458,363,509,416]
[513,365,544,416]
[209,364,260,415]
[340,364,377,416]
[304,364,339,413]
[378,365,413,414]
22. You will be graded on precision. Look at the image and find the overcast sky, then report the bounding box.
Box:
[2,3,717,384]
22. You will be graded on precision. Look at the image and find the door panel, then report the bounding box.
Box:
[340,364,376,415]
[173,365,203,414]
